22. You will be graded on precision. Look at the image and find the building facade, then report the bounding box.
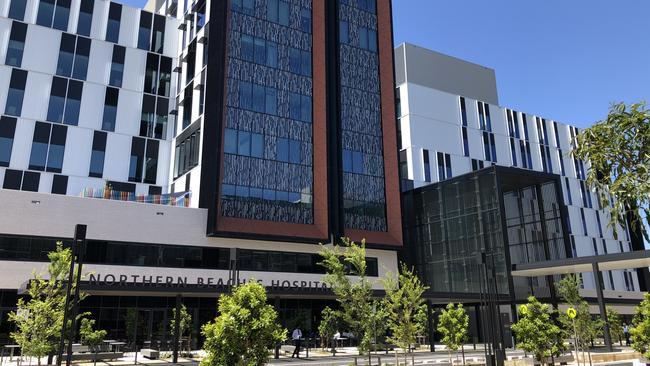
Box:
[0,0,402,347]
[396,43,646,296]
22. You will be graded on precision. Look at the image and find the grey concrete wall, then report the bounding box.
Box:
[395,43,499,105]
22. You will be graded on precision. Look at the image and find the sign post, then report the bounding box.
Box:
[567,307,579,366]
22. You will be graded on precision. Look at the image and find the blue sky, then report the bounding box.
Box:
[122,0,650,128]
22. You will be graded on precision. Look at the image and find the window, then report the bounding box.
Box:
[21,171,40,192]
[233,0,254,15]
[109,45,125,87]
[51,174,67,194]
[128,137,145,182]
[437,152,452,180]
[47,77,82,125]
[300,8,311,33]
[143,53,172,96]
[471,159,484,171]
[596,211,604,238]
[53,0,70,30]
[565,177,573,205]
[423,149,431,182]
[580,208,588,236]
[339,21,349,44]
[0,116,17,167]
[102,87,119,132]
[5,68,27,117]
[36,0,55,27]
[29,122,66,173]
[477,101,491,131]
[287,93,311,122]
[106,3,121,43]
[182,86,192,129]
[6,21,27,67]
[288,47,311,76]
[482,132,496,162]
[144,53,159,94]
[89,131,106,177]
[510,138,517,167]
[152,14,165,53]
[56,34,90,80]
[174,129,200,178]
[558,149,566,176]
[553,121,560,147]
[76,0,93,36]
[267,0,289,26]
[462,127,469,157]
[2,169,22,190]
[522,114,530,140]
[144,139,159,184]
[9,0,27,20]
[137,11,152,51]
[460,97,467,126]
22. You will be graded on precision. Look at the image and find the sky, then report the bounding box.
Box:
[121,0,650,128]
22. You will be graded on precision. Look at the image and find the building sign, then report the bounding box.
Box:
[87,273,330,292]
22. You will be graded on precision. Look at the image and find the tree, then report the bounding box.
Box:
[630,293,650,359]
[556,274,582,306]
[8,242,88,365]
[170,304,192,355]
[607,306,624,346]
[383,264,428,364]
[124,308,140,349]
[318,307,339,350]
[79,318,107,366]
[437,303,469,365]
[201,281,286,366]
[319,238,376,355]
[573,102,650,241]
[511,296,564,366]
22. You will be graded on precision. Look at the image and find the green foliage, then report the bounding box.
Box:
[319,238,376,354]
[631,293,650,358]
[383,264,428,353]
[607,306,624,344]
[8,242,88,360]
[79,318,107,352]
[200,281,286,366]
[170,304,192,339]
[573,101,650,241]
[318,307,340,348]
[124,308,140,345]
[556,274,582,306]
[437,303,469,363]
[512,297,564,365]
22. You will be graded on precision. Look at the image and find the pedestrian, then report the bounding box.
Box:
[291,326,303,358]
[624,323,630,346]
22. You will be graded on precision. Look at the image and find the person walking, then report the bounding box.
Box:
[624,323,630,346]
[291,326,303,358]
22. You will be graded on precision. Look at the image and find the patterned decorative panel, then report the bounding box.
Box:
[221,0,314,224]
[339,0,387,232]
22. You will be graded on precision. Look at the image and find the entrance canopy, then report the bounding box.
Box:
[511,249,650,277]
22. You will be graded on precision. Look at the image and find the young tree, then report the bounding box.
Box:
[8,242,88,365]
[437,303,469,365]
[201,281,286,366]
[607,306,624,346]
[383,264,428,364]
[630,293,650,359]
[318,307,340,350]
[511,296,564,366]
[79,318,107,366]
[319,238,376,354]
[573,102,650,241]
[170,304,193,355]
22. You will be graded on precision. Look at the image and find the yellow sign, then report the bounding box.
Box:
[519,304,528,315]
[567,307,577,319]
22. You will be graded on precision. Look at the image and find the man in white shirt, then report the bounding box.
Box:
[291,327,303,358]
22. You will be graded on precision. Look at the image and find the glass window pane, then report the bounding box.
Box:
[267,0,278,22]
[52,0,70,31]
[266,41,278,68]
[56,33,75,77]
[277,138,288,162]
[353,151,364,174]
[77,0,94,36]
[106,3,121,43]
[252,84,265,113]
[72,37,90,80]
[289,47,300,74]
[239,81,252,109]
[254,38,265,65]
[368,29,377,52]
[278,1,289,26]
[63,80,82,125]
[47,77,67,123]
[289,92,300,120]
[137,11,152,50]
[224,128,237,154]
[265,88,276,115]
[301,51,311,76]
[339,21,349,44]
[289,139,301,164]
[251,133,264,158]
[9,0,27,21]
[359,27,368,49]
[241,34,253,62]
[301,95,311,123]
[36,0,55,27]
[152,15,165,53]
[6,69,27,117]
[237,131,250,156]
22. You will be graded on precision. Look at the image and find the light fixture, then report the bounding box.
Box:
[30,200,41,205]
[156,212,164,216]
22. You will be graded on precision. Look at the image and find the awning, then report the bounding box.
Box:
[511,250,650,277]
